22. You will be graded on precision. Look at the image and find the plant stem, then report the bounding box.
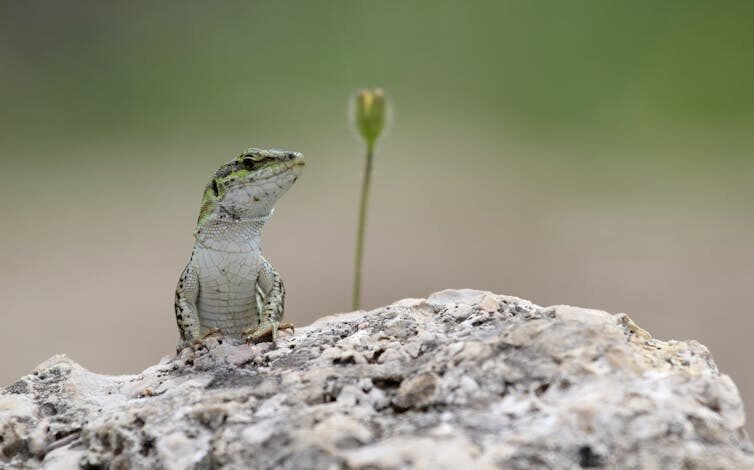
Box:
[352,143,374,311]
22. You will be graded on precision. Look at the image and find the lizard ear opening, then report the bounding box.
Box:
[211,179,220,197]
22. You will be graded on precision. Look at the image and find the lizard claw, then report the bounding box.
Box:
[244,321,294,343]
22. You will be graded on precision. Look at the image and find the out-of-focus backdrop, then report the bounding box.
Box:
[1,1,752,430]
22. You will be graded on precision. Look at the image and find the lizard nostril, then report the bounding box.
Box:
[287,152,296,160]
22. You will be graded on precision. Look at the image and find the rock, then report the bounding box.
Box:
[1,289,752,469]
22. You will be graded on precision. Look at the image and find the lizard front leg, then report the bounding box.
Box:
[175,261,201,350]
[244,256,293,342]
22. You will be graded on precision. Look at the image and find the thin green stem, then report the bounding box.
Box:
[352,143,374,311]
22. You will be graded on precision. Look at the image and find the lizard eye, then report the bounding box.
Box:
[243,158,256,171]
[211,179,220,196]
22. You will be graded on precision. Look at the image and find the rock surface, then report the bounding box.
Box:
[1,289,752,469]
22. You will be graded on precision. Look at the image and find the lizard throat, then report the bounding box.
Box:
[193,210,273,252]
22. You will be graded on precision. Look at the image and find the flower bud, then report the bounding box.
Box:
[353,88,387,148]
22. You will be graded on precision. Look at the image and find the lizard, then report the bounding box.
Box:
[174,148,305,350]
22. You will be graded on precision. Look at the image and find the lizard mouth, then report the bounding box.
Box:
[260,159,304,178]
[225,159,304,189]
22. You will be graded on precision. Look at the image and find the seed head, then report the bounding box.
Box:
[353,88,387,148]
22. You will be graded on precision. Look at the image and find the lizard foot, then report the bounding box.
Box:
[190,328,224,348]
[244,321,294,343]
[200,327,224,340]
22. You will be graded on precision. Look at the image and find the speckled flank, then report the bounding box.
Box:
[174,148,304,348]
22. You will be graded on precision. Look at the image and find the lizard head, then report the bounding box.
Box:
[196,148,305,228]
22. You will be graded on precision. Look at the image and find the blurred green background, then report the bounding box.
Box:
[1,1,753,431]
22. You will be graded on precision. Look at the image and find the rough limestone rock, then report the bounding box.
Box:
[1,289,752,469]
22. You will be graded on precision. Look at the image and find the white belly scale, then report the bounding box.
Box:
[195,246,262,337]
